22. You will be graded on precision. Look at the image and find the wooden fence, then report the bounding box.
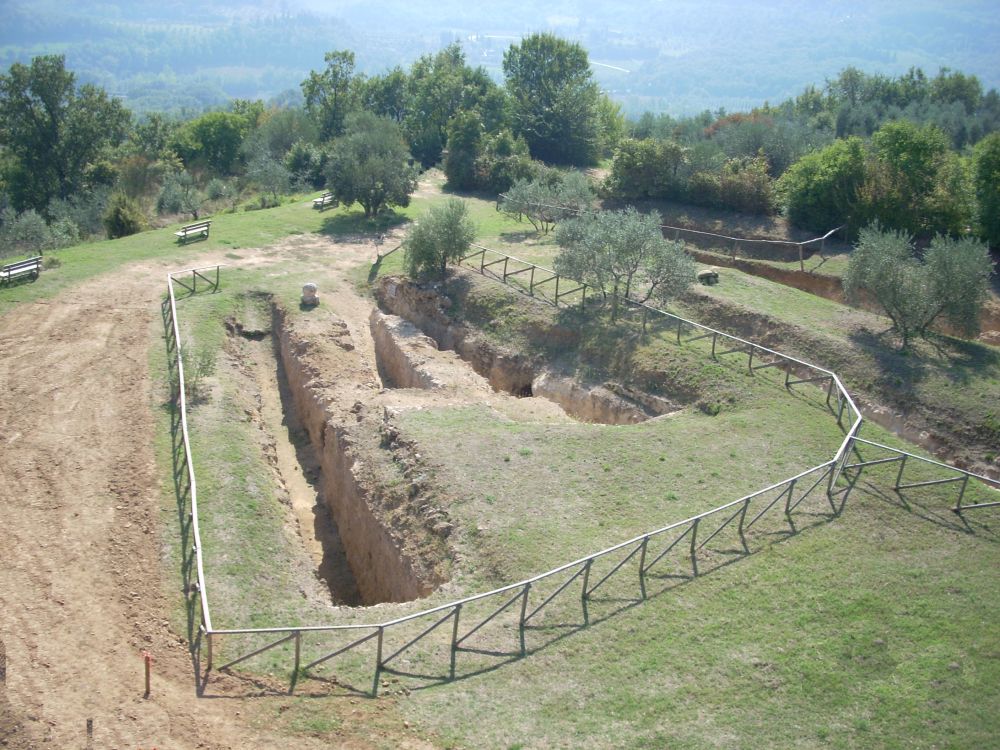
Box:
[165,255,995,697]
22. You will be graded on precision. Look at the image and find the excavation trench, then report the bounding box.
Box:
[226,280,688,610]
[374,277,678,424]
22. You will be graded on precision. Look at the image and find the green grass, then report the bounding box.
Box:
[29,178,997,747]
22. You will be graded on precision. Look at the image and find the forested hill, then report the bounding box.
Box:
[2,0,999,116]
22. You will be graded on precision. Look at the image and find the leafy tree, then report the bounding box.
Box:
[171,111,250,175]
[285,140,327,189]
[357,67,409,123]
[555,207,694,322]
[0,207,78,256]
[102,192,145,239]
[856,120,972,236]
[778,137,867,233]
[403,198,476,279]
[605,138,686,200]
[301,50,358,140]
[324,112,418,219]
[844,224,994,348]
[157,170,203,219]
[443,110,483,191]
[0,55,131,213]
[246,152,290,206]
[404,43,502,167]
[500,170,593,234]
[973,132,1000,246]
[503,33,601,165]
[473,129,534,193]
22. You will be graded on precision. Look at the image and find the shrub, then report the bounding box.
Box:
[102,192,146,239]
[403,198,477,279]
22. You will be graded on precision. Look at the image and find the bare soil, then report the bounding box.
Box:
[0,242,427,748]
[0,226,579,748]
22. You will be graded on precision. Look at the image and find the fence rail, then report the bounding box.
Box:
[496,192,844,269]
[165,247,991,698]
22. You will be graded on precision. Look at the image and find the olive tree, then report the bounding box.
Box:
[324,112,419,219]
[403,198,476,279]
[555,207,695,322]
[844,224,994,348]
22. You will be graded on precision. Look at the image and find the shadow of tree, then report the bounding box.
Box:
[318,209,408,237]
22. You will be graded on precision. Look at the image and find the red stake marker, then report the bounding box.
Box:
[142,650,153,698]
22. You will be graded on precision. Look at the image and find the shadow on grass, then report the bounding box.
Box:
[317,209,408,238]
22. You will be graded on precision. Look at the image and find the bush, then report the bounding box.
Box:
[403,198,477,279]
[844,223,994,348]
[102,192,146,239]
[0,208,79,256]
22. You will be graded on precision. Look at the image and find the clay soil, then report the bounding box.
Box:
[0,239,433,749]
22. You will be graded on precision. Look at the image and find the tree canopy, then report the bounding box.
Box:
[0,55,130,213]
[843,224,994,349]
[403,198,477,279]
[324,111,418,219]
[503,33,602,166]
[555,207,695,322]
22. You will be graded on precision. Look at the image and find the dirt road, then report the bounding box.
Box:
[0,254,351,749]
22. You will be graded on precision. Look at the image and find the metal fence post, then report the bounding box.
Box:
[711,332,718,358]
[737,498,751,554]
[581,559,593,625]
[206,630,213,671]
[529,266,535,295]
[748,346,755,372]
[956,473,970,511]
[293,630,301,678]
[894,454,908,489]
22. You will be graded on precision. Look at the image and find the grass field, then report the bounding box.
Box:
[11,179,1000,748]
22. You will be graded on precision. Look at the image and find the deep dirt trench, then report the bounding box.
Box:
[238,318,363,605]
[221,276,688,611]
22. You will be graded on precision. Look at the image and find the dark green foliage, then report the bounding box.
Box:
[604,138,686,201]
[443,110,483,191]
[503,33,601,166]
[102,192,145,239]
[844,224,994,348]
[0,55,130,213]
[973,132,1000,246]
[403,44,503,168]
[170,111,250,175]
[778,137,867,233]
[324,112,418,219]
[403,198,477,279]
[687,156,777,215]
[284,140,327,190]
[854,121,972,237]
[301,50,357,140]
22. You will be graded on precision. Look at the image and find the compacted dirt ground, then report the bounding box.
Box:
[0,246,391,749]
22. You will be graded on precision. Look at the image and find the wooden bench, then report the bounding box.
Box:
[0,256,42,286]
[312,192,337,210]
[175,220,211,243]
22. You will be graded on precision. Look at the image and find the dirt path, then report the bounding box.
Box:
[0,250,366,749]
[0,224,578,748]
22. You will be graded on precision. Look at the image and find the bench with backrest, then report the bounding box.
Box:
[175,220,212,243]
[0,256,42,286]
[312,192,337,210]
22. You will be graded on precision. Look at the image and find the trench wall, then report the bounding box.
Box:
[272,305,431,604]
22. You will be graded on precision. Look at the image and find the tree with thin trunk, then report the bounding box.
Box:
[844,223,994,349]
[403,198,476,279]
[555,207,695,322]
